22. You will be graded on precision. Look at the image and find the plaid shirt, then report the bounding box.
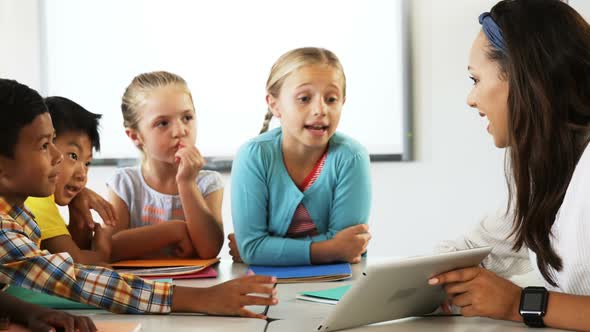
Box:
[0,197,173,314]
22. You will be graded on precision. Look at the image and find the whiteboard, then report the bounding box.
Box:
[41,0,411,163]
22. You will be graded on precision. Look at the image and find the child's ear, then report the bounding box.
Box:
[0,157,6,179]
[125,128,143,148]
[0,155,12,185]
[266,94,281,118]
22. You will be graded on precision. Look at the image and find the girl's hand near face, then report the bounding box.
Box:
[429,267,522,322]
[175,143,206,184]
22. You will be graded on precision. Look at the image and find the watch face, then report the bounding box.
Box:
[522,292,544,311]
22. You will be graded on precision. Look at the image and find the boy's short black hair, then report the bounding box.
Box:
[0,79,48,158]
[44,96,102,152]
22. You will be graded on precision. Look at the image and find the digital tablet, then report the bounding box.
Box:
[318,246,492,331]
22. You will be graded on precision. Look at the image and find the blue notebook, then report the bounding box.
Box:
[249,263,352,283]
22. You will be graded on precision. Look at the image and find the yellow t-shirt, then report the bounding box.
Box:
[25,195,69,241]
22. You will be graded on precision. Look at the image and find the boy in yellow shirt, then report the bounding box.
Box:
[25,96,113,265]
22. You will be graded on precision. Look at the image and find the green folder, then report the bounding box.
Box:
[4,286,100,310]
[296,285,352,305]
[4,279,172,310]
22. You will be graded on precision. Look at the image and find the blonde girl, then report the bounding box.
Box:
[108,71,224,261]
[229,47,372,265]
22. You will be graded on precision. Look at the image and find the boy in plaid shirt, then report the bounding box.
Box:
[0,79,277,317]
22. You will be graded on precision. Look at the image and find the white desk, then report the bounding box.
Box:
[65,259,267,332]
[73,311,267,332]
[266,316,567,332]
[59,259,569,332]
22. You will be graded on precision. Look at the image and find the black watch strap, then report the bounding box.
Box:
[522,313,546,328]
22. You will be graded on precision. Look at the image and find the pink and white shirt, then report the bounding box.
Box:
[286,152,328,238]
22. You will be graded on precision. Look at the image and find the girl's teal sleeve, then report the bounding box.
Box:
[231,144,312,265]
[311,151,372,242]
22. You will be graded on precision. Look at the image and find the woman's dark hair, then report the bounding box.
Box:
[488,0,590,285]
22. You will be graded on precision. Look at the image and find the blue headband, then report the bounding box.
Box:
[479,12,507,54]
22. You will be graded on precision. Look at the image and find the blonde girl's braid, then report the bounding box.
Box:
[259,110,273,134]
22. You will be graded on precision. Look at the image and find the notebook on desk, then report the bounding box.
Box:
[248,263,352,283]
[141,266,217,280]
[94,321,142,332]
[317,247,492,332]
[297,285,352,304]
[112,258,219,278]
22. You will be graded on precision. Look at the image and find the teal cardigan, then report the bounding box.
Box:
[231,128,372,265]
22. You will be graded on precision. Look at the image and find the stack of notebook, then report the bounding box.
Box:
[296,285,352,304]
[112,258,219,279]
[248,263,352,283]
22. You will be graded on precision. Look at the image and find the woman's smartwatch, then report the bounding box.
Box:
[519,286,549,327]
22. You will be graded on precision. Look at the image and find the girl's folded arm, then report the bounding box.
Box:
[108,189,183,261]
[110,221,187,261]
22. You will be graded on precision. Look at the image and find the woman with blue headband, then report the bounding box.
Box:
[429,0,590,330]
